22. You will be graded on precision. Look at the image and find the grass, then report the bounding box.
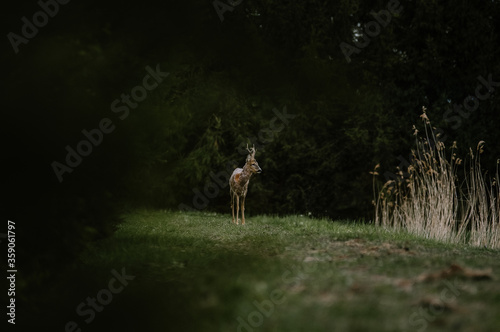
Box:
[20,210,500,332]
[375,108,500,249]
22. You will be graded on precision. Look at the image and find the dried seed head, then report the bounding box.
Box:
[477,141,485,154]
[452,141,458,149]
[382,180,393,189]
[420,112,430,124]
[426,169,438,175]
[412,125,419,136]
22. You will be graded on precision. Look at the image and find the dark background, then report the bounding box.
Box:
[3,0,500,322]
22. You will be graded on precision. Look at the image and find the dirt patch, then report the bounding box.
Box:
[416,263,494,282]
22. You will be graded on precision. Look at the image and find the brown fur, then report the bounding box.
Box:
[229,145,262,225]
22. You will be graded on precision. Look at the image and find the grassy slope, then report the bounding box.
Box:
[21,210,500,332]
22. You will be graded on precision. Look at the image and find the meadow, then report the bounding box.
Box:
[21,210,500,332]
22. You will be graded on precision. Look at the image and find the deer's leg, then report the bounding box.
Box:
[241,195,246,225]
[230,191,235,224]
[236,195,240,225]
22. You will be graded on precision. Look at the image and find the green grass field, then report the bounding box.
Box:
[22,210,500,332]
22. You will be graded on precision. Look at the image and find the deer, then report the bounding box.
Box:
[229,144,262,225]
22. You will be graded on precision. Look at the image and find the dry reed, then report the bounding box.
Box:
[374,107,500,249]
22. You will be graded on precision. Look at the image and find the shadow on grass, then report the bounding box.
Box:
[17,229,277,332]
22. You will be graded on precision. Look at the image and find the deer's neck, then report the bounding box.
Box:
[240,164,253,184]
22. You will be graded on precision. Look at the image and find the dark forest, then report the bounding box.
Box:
[3,0,500,330]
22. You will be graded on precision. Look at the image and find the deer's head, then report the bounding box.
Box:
[246,144,262,174]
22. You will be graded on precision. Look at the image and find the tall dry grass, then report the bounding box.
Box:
[374,108,500,249]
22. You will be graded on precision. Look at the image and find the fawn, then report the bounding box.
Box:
[229,145,262,225]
